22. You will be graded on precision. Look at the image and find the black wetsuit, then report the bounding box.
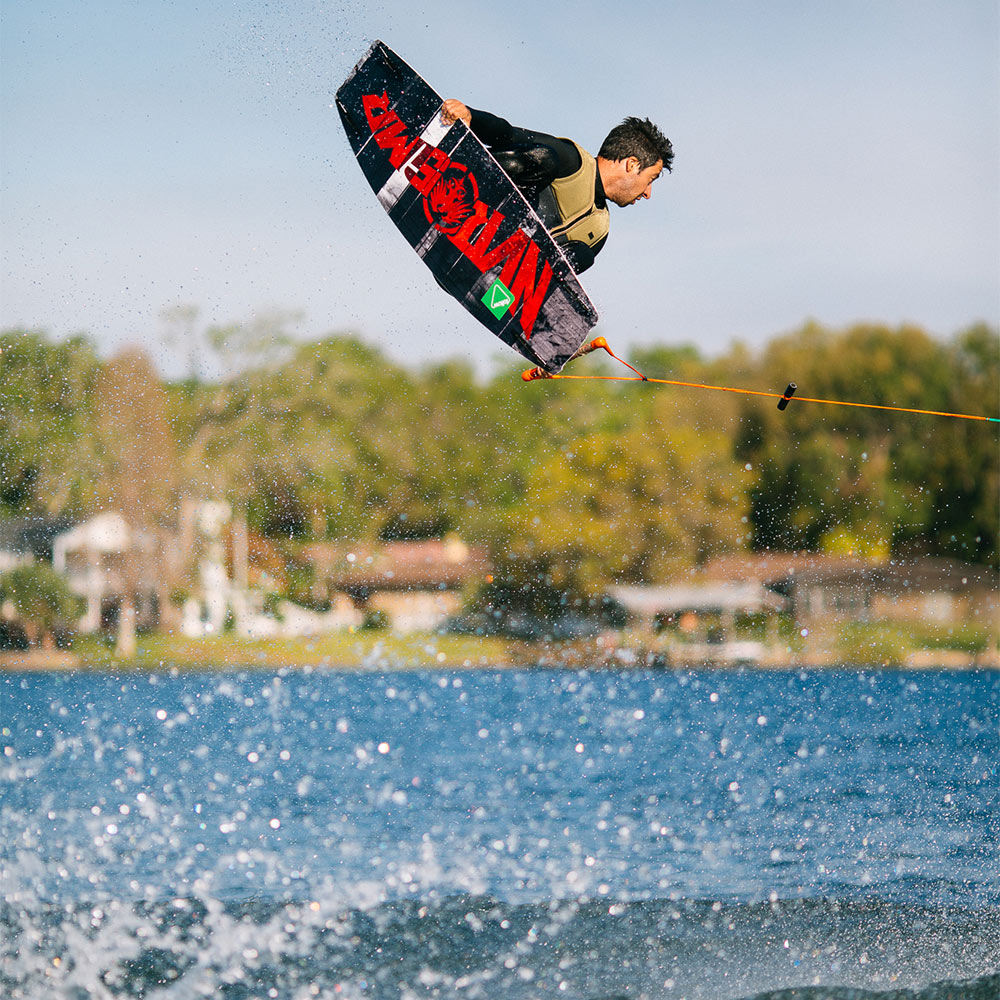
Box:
[468,108,607,273]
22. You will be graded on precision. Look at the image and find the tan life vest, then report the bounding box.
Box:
[542,141,609,249]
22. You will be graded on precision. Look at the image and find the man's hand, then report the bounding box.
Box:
[441,99,472,126]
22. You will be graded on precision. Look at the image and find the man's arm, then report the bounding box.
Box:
[442,100,599,272]
[442,100,581,177]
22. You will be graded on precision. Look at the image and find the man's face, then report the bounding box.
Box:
[611,157,664,207]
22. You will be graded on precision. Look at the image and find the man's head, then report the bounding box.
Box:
[597,117,673,208]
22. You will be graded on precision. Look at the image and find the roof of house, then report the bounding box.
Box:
[303,537,490,590]
[610,582,787,615]
[0,515,75,560]
[701,552,997,593]
[701,551,871,583]
[873,558,998,592]
[55,512,132,554]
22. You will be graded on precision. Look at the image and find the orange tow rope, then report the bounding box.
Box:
[523,338,1000,424]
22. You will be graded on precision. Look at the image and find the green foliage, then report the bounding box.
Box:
[362,609,389,631]
[734,321,999,566]
[834,620,992,664]
[0,563,83,645]
[836,622,911,667]
[1,319,996,616]
[0,330,104,516]
[629,342,704,378]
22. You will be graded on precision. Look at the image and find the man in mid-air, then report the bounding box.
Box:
[441,100,672,373]
[441,100,673,276]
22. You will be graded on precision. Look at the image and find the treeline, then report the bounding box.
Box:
[1,321,997,599]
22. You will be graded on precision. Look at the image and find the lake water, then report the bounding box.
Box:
[2,666,997,999]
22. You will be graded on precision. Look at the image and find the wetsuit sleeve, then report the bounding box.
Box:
[564,235,605,274]
[467,108,601,275]
[467,108,582,178]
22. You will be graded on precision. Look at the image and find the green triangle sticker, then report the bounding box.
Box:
[482,278,514,319]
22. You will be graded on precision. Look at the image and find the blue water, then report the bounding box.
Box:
[2,666,997,999]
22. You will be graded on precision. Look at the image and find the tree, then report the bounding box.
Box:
[94,349,178,654]
[0,330,103,517]
[915,324,1000,566]
[205,308,301,377]
[0,564,82,649]
[732,321,999,564]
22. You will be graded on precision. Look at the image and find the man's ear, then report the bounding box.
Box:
[625,155,641,174]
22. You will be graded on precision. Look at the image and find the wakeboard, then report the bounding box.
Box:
[336,40,599,374]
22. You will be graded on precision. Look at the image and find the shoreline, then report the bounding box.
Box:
[1,634,997,673]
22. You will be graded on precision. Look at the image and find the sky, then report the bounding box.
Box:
[2,0,998,378]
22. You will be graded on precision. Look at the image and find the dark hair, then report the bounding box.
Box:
[598,117,673,171]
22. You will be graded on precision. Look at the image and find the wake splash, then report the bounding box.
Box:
[3,893,997,1000]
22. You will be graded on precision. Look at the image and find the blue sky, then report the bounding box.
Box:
[2,0,997,377]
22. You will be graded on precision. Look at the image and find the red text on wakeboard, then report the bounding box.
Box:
[362,92,552,338]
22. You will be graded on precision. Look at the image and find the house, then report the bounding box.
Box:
[52,512,160,632]
[177,500,283,638]
[176,500,233,637]
[609,582,787,630]
[700,552,998,629]
[866,558,998,626]
[303,536,490,633]
[174,501,369,638]
[608,581,787,663]
[0,515,74,572]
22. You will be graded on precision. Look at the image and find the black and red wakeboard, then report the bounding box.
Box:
[336,40,598,374]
